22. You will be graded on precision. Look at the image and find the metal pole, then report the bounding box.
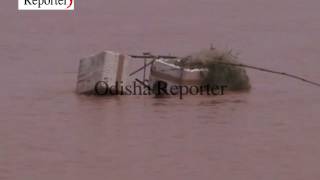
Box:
[143,58,146,82]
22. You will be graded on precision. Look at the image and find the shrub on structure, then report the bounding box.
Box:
[176,49,251,91]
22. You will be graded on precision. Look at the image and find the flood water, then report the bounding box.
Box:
[1,0,320,179]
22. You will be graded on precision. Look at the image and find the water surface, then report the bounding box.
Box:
[1,0,320,179]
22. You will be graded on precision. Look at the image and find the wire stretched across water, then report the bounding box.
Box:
[128,55,320,88]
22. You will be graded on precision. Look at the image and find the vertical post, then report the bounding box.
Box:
[143,58,146,82]
[142,52,151,83]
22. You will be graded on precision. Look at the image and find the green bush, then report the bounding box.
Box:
[177,49,251,91]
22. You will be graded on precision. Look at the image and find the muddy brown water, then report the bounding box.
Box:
[1,0,320,179]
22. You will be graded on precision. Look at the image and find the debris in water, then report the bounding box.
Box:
[176,49,251,91]
[76,48,320,96]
